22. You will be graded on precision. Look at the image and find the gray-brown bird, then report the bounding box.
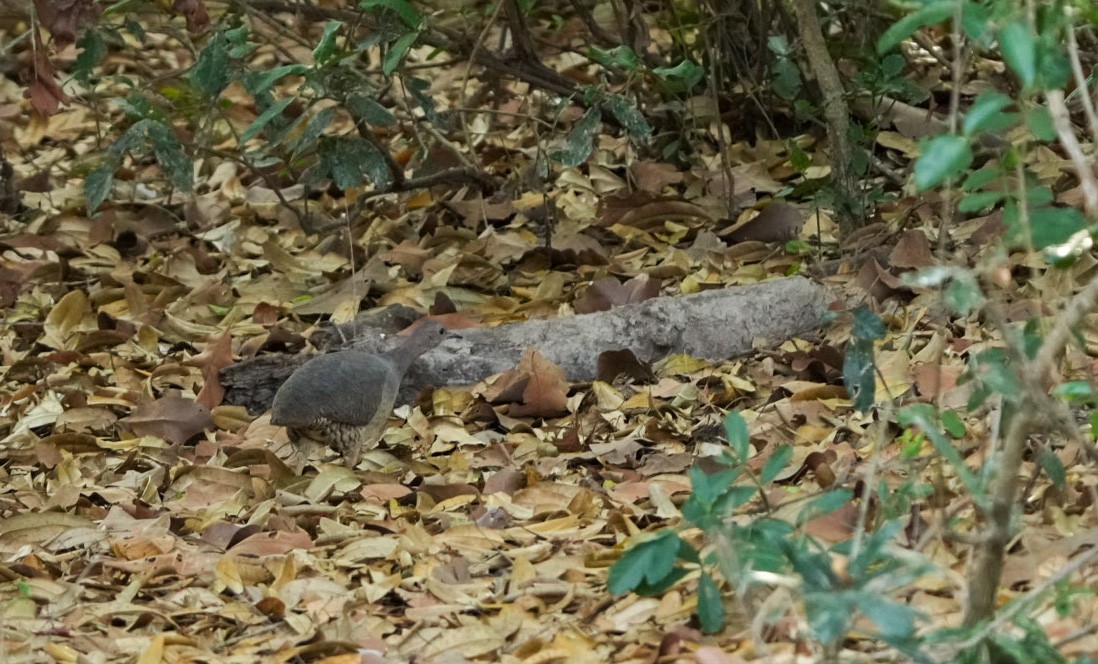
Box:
[271,320,448,468]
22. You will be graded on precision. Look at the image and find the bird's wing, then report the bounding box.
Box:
[272,352,400,426]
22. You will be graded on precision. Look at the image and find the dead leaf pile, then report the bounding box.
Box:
[2,4,1098,663]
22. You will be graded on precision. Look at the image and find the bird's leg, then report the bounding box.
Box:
[343,448,362,469]
[340,428,370,469]
[289,427,327,470]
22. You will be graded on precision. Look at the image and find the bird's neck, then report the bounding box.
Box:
[381,344,423,374]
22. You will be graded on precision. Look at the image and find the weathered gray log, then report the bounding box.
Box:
[221,277,831,415]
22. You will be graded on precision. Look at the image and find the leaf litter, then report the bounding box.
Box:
[3,7,1098,664]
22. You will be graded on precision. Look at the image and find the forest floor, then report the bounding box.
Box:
[3,4,1098,663]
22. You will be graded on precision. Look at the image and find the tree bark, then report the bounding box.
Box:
[222,277,832,415]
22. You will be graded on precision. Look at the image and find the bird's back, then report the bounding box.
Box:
[271,351,400,428]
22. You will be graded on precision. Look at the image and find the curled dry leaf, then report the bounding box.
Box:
[725,201,805,243]
[890,229,935,269]
[574,274,662,314]
[629,160,684,193]
[481,348,571,418]
[598,193,712,231]
[596,348,657,383]
[192,331,234,409]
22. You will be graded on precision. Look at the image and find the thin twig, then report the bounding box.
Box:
[1046,89,1098,219]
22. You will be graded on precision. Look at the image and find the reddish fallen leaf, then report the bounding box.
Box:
[629,160,684,193]
[574,274,662,314]
[483,468,526,496]
[193,331,234,409]
[727,201,805,243]
[120,395,213,445]
[890,229,935,268]
[33,0,102,48]
[509,348,570,418]
[597,348,657,383]
[172,0,210,31]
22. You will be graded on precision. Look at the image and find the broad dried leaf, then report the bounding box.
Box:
[574,274,662,313]
[120,395,213,444]
[726,201,805,243]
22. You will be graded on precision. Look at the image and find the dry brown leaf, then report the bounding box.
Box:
[574,274,662,314]
[120,395,213,445]
[890,229,935,269]
[726,201,805,243]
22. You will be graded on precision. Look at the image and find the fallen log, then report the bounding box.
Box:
[221,276,831,415]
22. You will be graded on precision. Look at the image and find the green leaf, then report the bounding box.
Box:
[1026,106,1056,141]
[788,140,810,171]
[969,348,1024,400]
[941,410,966,438]
[146,122,193,192]
[943,272,985,315]
[844,308,884,412]
[1052,381,1096,403]
[224,25,254,58]
[1028,206,1087,251]
[899,404,981,495]
[608,531,683,594]
[241,97,295,143]
[858,593,920,639]
[1000,21,1036,89]
[804,591,855,644]
[244,64,308,96]
[760,445,793,484]
[844,339,875,412]
[319,136,392,190]
[960,1,992,44]
[74,30,106,83]
[115,92,164,122]
[723,411,750,461]
[959,195,999,220]
[696,572,726,634]
[796,489,853,525]
[1035,47,1071,91]
[1026,186,1055,207]
[348,95,397,127]
[290,106,336,158]
[962,92,1014,136]
[843,519,905,573]
[652,60,704,94]
[772,59,803,100]
[313,20,344,65]
[790,547,841,593]
[962,166,1001,191]
[362,0,422,29]
[604,94,651,144]
[881,53,905,78]
[405,77,440,126]
[551,107,601,167]
[190,31,232,98]
[1037,446,1066,488]
[85,164,115,214]
[877,1,954,54]
[767,35,792,56]
[383,30,419,75]
[915,135,973,190]
[718,485,758,512]
[634,567,689,595]
[852,307,886,341]
[958,191,1003,213]
[690,466,737,509]
[588,45,641,70]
